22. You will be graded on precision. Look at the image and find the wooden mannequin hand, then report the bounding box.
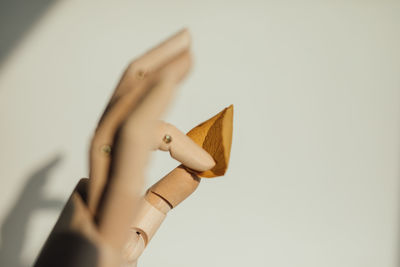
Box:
[33,29,215,267]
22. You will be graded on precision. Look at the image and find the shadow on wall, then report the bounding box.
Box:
[0,155,64,267]
[0,0,57,67]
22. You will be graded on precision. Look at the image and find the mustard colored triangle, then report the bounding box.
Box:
[187,105,233,178]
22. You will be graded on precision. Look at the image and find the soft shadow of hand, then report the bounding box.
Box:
[0,155,64,267]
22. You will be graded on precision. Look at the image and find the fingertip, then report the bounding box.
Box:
[169,136,216,172]
[192,148,216,172]
[160,123,214,172]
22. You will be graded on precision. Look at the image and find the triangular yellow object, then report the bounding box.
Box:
[187,105,233,177]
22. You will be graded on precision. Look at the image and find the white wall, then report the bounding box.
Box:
[0,1,399,266]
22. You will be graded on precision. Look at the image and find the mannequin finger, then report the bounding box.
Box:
[153,121,215,172]
[111,29,191,100]
[88,30,191,215]
[96,52,191,250]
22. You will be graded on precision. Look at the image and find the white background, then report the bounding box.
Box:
[0,1,399,267]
